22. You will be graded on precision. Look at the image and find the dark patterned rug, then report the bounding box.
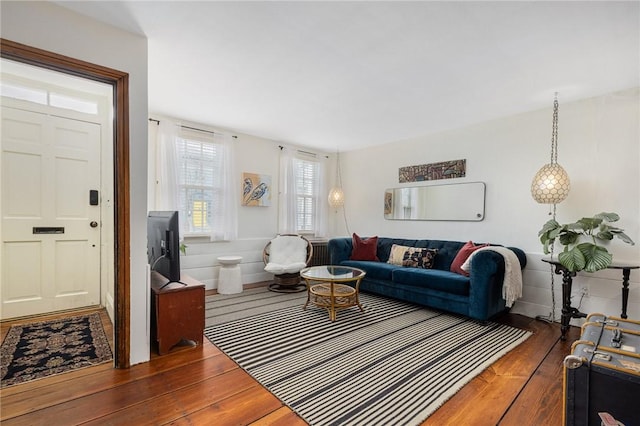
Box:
[1,312,113,387]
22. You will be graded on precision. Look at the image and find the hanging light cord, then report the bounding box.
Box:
[550,93,559,164]
[545,95,559,323]
[548,203,557,323]
[342,205,351,236]
[335,153,342,191]
[335,153,351,235]
[537,203,557,324]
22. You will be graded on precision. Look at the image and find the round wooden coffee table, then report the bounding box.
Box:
[300,265,366,321]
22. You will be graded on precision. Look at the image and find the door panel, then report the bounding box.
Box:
[3,150,42,216]
[56,157,89,216]
[3,241,42,301]
[1,106,101,318]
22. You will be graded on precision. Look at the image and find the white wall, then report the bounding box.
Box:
[335,88,640,324]
[148,117,331,290]
[1,1,150,365]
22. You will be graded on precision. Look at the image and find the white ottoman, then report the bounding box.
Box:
[217,256,243,294]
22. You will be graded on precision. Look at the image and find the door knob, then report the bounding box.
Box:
[90,221,98,228]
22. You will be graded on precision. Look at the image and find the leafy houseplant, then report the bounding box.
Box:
[538,212,635,273]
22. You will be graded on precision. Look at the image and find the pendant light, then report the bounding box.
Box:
[532,93,570,325]
[531,93,571,204]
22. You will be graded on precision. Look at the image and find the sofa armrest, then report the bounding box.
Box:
[467,247,526,321]
[506,246,527,269]
[329,238,353,264]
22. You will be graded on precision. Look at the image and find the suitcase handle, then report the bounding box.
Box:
[596,319,619,327]
[582,348,612,362]
[611,329,622,348]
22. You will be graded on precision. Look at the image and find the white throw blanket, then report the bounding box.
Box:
[460,246,523,308]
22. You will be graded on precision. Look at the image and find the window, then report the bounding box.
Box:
[1,82,47,105]
[176,132,222,235]
[294,158,320,233]
[0,81,99,114]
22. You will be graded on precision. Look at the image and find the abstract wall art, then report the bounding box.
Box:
[242,172,271,206]
[399,159,466,183]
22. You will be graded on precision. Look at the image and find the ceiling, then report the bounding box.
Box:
[56,1,639,152]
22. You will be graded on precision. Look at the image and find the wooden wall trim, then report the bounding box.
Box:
[1,38,131,368]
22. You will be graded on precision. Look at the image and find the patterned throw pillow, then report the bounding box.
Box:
[402,247,438,269]
[387,244,411,265]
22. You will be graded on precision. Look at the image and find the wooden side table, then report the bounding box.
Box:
[150,271,205,355]
[541,259,639,340]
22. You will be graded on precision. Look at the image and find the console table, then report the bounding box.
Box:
[541,259,639,340]
[150,271,205,355]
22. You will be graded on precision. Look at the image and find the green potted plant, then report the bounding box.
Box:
[538,212,635,273]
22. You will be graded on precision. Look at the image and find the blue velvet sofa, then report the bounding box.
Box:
[328,237,527,322]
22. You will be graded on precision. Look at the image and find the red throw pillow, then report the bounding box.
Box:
[450,241,488,276]
[350,233,380,261]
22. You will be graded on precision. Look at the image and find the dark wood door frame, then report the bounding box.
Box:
[1,38,131,368]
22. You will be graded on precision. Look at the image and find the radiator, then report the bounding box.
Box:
[310,241,330,266]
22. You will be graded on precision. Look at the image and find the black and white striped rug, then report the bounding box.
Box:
[204,287,530,426]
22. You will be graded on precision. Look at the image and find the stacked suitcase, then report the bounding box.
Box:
[564,313,640,425]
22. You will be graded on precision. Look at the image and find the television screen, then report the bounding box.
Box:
[147,211,181,284]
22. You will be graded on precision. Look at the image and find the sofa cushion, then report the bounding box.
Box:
[392,268,470,296]
[350,233,380,261]
[341,260,398,281]
[450,241,489,276]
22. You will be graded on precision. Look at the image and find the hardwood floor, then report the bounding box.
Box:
[1,294,580,426]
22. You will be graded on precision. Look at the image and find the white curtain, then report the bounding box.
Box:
[314,155,328,238]
[278,147,297,234]
[155,119,179,211]
[278,147,328,237]
[155,118,238,241]
[210,132,238,241]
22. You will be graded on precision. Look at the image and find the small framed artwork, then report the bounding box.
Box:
[242,172,271,206]
[384,191,393,215]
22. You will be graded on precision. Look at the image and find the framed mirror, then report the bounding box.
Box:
[384,182,485,221]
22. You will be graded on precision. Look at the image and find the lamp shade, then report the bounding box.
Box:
[328,187,345,207]
[530,163,571,204]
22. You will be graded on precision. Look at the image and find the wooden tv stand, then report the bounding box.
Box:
[150,271,205,355]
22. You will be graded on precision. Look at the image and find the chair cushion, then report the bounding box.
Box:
[264,235,308,274]
[265,261,307,274]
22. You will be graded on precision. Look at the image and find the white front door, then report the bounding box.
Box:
[1,106,101,318]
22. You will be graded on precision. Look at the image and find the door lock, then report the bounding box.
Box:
[90,190,99,206]
[90,221,98,228]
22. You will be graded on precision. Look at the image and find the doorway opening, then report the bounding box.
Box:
[1,38,131,368]
[1,58,115,322]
